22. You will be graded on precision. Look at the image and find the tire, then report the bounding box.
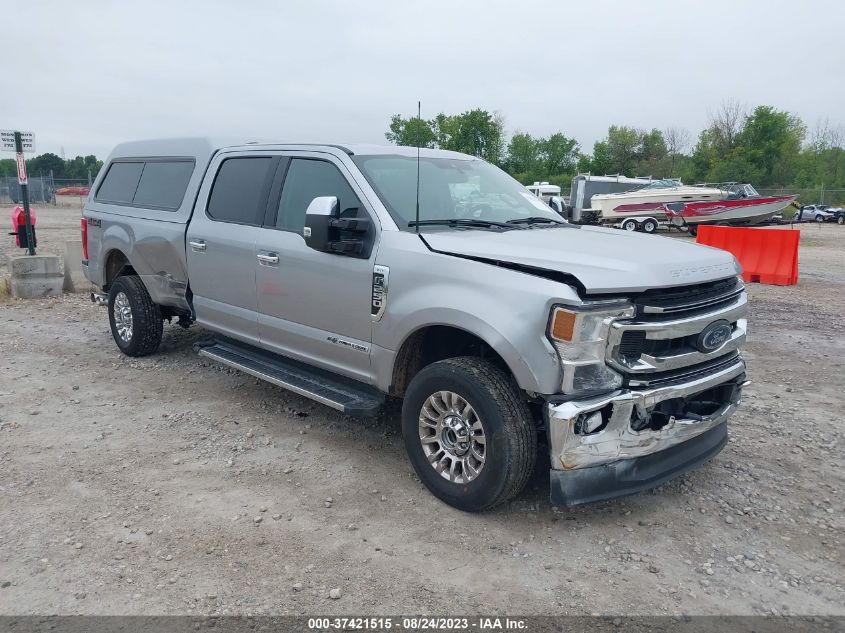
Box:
[108,275,163,357]
[815,215,824,223]
[838,216,844,225]
[621,219,638,232]
[687,225,698,237]
[642,219,657,234]
[402,357,537,512]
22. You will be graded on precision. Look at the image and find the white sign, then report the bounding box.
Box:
[16,152,27,185]
[1,130,36,153]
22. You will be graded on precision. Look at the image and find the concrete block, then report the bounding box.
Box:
[63,240,90,293]
[9,254,64,299]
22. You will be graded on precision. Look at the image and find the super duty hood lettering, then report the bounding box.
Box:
[420,225,738,294]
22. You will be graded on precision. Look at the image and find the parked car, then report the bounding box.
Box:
[794,204,837,222]
[82,138,748,512]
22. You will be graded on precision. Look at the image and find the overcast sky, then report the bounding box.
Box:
[3,0,843,159]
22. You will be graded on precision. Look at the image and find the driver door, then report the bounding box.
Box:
[255,153,378,384]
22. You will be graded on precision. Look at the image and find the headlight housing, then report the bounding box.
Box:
[548,301,635,395]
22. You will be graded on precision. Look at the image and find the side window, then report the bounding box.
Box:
[276,159,362,233]
[133,161,195,209]
[96,162,144,204]
[207,157,274,225]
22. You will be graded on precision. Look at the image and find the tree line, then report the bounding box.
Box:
[385,103,845,200]
[0,153,103,181]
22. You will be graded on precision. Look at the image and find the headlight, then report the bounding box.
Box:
[548,302,635,395]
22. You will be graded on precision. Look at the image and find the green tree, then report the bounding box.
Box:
[444,109,505,164]
[605,126,641,175]
[385,114,436,148]
[26,152,65,178]
[640,129,667,164]
[738,106,805,186]
[539,133,579,176]
[64,154,103,180]
[0,158,16,177]
[385,109,505,165]
[582,140,613,174]
[505,132,540,174]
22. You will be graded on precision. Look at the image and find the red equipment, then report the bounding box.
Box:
[9,205,37,249]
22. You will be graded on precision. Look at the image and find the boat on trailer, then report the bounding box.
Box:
[587,179,794,231]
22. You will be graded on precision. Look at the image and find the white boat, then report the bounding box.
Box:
[589,179,723,221]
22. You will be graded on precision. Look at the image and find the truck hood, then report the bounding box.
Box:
[421,225,739,294]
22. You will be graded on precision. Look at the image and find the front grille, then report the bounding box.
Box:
[632,277,743,321]
[608,277,747,380]
[619,324,740,362]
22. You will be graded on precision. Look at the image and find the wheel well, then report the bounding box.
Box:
[103,250,137,289]
[390,326,512,397]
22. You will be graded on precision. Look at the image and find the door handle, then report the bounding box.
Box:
[189,239,207,251]
[257,253,279,265]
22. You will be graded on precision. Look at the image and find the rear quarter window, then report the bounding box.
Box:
[133,161,195,209]
[95,159,195,210]
[95,162,144,204]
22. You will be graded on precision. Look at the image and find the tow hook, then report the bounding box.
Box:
[91,292,108,306]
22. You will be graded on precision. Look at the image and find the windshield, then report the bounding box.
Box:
[639,179,683,190]
[352,155,561,229]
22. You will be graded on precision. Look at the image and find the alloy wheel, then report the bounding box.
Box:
[418,390,486,484]
[113,291,134,343]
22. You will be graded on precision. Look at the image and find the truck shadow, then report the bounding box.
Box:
[151,323,680,521]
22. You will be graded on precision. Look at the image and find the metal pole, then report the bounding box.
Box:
[14,131,36,256]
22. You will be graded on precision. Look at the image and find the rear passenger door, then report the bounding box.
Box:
[255,153,378,383]
[187,153,278,344]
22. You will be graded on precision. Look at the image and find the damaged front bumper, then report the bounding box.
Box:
[545,357,746,506]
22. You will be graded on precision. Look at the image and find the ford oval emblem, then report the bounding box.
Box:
[696,320,732,353]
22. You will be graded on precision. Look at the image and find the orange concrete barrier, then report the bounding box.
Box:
[696,225,799,286]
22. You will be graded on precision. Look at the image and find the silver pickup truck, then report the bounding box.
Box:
[82,138,748,512]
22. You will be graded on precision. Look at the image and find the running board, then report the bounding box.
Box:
[196,338,384,417]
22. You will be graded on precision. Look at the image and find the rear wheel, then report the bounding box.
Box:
[642,219,658,234]
[837,215,844,225]
[402,357,537,512]
[815,214,825,223]
[621,219,638,232]
[108,275,163,357]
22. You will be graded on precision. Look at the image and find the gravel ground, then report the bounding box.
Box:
[0,212,842,617]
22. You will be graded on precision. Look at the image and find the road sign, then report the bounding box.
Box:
[16,152,27,184]
[1,130,35,152]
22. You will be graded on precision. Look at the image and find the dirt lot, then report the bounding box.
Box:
[0,208,842,617]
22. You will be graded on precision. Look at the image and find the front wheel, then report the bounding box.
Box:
[837,215,844,225]
[816,215,825,223]
[108,275,163,357]
[621,219,638,232]
[402,357,537,512]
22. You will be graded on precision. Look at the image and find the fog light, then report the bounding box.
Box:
[575,411,604,435]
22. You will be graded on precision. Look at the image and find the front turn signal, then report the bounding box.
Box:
[550,308,577,342]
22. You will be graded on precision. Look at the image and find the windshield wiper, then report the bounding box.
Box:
[506,216,566,226]
[408,218,523,230]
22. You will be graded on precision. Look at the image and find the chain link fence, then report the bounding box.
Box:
[758,187,845,206]
[0,175,55,205]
